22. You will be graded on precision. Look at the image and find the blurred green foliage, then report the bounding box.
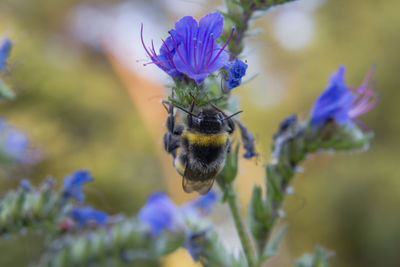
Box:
[0,0,164,265]
[0,0,399,266]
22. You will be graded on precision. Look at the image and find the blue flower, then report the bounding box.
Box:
[0,118,30,162]
[138,192,183,235]
[71,206,108,228]
[311,65,378,127]
[0,38,12,72]
[19,179,31,191]
[225,58,248,90]
[62,170,93,202]
[181,190,217,216]
[141,12,232,84]
[138,190,218,235]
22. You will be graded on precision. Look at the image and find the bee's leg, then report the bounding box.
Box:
[226,117,235,134]
[164,132,180,158]
[174,153,187,176]
[226,139,232,153]
[163,101,182,158]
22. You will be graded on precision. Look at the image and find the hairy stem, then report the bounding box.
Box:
[225,184,255,267]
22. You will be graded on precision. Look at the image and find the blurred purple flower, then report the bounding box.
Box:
[138,190,218,235]
[141,12,233,84]
[71,206,108,228]
[181,190,217,216]
[19,179,31,191]
[138,192,183,235]
[311,65,378,127]
[0,118,30,163]
[62,170,93,202]
[225,58,247,90]
[0,38,12,72]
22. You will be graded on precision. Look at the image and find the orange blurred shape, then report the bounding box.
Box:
[105,50,204,205]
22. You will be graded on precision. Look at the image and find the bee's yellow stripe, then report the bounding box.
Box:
[183,130,228,146]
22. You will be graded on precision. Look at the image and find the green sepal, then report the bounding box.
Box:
[305,121,373,153]
[0,79,15,100]
[217,143,239,198]
[156,231,185,256]
[195,230,237,267]
[248,185,272,253]
[260,223,288,262]
[266,164,284,205]
[294,246,334,267]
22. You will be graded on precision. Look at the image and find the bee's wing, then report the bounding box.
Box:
[182,177,215,195]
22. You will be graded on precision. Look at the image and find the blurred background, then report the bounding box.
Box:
[0,0,399,266]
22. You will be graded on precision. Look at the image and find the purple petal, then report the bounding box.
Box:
[62,170,93,202]
[203,43,229,73]
[71,206,108,227]
[174,43,229,84]
[311,65,355,126]
[0,38,12,71]
[196,12,224,67]
[198,12,224,40]
[138,192,183,235]
[181,190,218,217]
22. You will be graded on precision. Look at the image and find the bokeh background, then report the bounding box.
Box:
[0,0,399,266]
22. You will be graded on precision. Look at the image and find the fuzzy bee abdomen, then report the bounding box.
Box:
[190,144,225,165]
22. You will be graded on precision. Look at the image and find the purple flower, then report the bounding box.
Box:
[62,170,93,202]
[225,58,248,90]
[138,190,218,235]
[138,192,183,235]
[311,65,378,127]
[19,179,31,191]
[71,206,108,227]
[181,190,217,216]
[0,119,30,162]
[141,12,233,84]
[0,38,12,72]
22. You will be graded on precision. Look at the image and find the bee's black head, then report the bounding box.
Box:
[190,109,225,134]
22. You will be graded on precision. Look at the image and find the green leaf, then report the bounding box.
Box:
[156,231,185,256]
[294,246,334,267]
[266,165,284,204]
[248,185,272,253]
[0,80,15,100]
[217,142,239,188]
[305,121,373,153]
[260,223,288,261]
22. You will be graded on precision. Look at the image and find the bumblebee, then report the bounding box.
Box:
[164,100,242,194]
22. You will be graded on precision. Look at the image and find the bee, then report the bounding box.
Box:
[163,99,242,194]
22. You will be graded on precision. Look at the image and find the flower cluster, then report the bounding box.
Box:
[224,58,248,90]
[138,190,217,235]
[138,190,217,261]
[60,170,109,229]
[62,169,93,202]
[141,12,247,86]
[311,65,378,127]
[70,206,108,228]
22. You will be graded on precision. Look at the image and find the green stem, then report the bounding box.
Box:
[225,184,255,267]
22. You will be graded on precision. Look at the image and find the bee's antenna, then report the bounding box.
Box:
[174,104,199,117]
[223,110,243,120]
[161,102,169,112]
[211,103,226,115]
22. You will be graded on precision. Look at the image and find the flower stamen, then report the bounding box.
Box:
[208,27,235,67]
[169,31,194,73]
